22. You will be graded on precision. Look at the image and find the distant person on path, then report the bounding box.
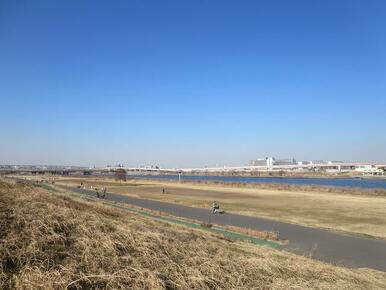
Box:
[162,188,165,194]
[212,201,220,213]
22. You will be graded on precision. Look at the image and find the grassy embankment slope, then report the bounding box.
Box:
[53,177,386,239]
[1,180,386,289]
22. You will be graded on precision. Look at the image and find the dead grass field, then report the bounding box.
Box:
[1,180,386,289]
[51,177,386,239]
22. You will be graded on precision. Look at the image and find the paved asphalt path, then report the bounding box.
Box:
[59,185,386,271]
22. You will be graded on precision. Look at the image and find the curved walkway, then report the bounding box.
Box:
[61,185,386,271]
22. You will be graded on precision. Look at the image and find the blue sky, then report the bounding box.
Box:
[1,0,385,167]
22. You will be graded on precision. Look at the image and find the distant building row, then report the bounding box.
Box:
[249,157,345,167]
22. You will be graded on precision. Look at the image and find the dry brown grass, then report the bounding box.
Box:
[75,178,386,239]
[223,225,279,242]
[1,181,386,289]
[146,179,386,197]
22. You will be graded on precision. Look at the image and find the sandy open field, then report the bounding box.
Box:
[48,176,386,239]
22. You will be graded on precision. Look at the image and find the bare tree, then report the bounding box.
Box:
[114,168,127,182]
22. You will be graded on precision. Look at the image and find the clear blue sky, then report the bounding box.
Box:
[1,0,385,167]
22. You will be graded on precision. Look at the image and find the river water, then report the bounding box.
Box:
[131,174,386,189]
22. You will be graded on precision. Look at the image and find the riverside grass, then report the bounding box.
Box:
[1,181,386,289]
[68,177,386,239]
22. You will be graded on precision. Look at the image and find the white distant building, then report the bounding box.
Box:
[250,157,296,167]
[355,165,384,176]
[250,158,268,166]
[274,158,296,166]
[267,157,275,167]
[354,165,373,171]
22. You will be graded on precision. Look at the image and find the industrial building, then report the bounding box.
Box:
[250,157,297,167]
